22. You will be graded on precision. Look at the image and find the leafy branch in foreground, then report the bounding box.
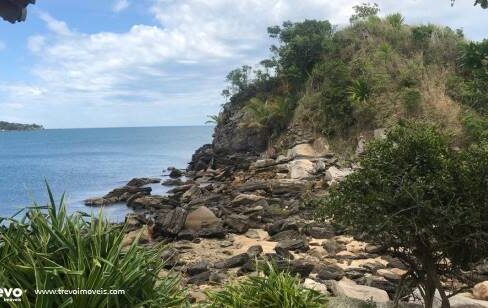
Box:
[0,185,187,307]
[206,262,327,308]
[317,122,488,308]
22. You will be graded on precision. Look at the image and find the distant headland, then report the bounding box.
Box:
[0,121,44,131]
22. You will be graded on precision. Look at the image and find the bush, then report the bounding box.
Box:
[0,186,187,307]
[317,122,488,308]
[206,263,327,308]
[463,112,488,142]
[402,88,422,114]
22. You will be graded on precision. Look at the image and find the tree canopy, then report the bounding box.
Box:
[318,122,488,308]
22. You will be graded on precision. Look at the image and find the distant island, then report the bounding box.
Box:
[0,121,44,131]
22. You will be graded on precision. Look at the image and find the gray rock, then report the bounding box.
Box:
[168,167,183,178]
[365,244,386,254]
[275,246,295,260]
[330,279,390,303]
[185,206,221,231]
[124,213,146,232]
[270,229,302,242]
[209,271,227,283]
[304,225,335,239]
[266,219,299,235]
[128,195,173,210]
[276,259,314,278]
[197,226,226,239]
[177,229,196,241]
[214,253,250,269]
[237,260,257,275]
[345,268,368,280]
[162,178,184,186]
[317,264,345,281]
[323,239,346,255]
[224,214,250,234]
[153,208,188,237]
[161,248,181,268]
[276,239,309,252]
[186,261,210,276]
[247,245,263,258]
[187,271,211,284]
[126,177,160,187]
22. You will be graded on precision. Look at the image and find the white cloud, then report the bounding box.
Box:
[113,0,130,13]
[38,12,72,36]
[3,0,486,128]
[27,35,46,52]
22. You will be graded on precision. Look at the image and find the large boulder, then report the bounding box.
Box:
[325,166,353,184]
[450,293,488,307]
[287,143,316,159]
[288,159,315,179]
[330,278,390,304]
[184,206,221,231]
[474,281,488,301]
[153,208,188,237]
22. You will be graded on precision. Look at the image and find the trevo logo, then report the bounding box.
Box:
[0,288,22,302]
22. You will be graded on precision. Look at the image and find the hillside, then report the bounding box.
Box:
[191,7,488,171]
[0,121,44,131]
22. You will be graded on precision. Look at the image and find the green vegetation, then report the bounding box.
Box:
[206,263,327,308]
[316,122,488,308]
[0,186,187,307]
[0,121,43,131]
[221,5,488,153]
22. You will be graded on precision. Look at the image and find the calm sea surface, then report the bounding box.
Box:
[0,126,213,221]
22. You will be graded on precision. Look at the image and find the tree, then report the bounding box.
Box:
[267,19,334,87]
[222,65,252,97]
[318,122,488,308]
[349,2,380,23]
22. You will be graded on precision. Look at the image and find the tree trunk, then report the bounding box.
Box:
[421,253,451,308]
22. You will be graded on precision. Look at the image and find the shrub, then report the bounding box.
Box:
[0,186,187,307]
[386,13,404,29]
[463,112,488,143]
[206,263,327,308]
[317,122,488,308]
[402,88,422,114]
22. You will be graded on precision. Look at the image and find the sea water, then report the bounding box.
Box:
[0,126,213,221]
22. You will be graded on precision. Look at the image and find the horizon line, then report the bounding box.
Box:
[41,124,215,130]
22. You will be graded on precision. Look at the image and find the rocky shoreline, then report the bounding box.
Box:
[85,139,488,307]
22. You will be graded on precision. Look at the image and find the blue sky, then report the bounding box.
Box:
[0,0,486,129]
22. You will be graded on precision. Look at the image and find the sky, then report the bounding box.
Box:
[0,0,486,129]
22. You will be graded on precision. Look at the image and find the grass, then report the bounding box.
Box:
[0,184,187,307]
[205,263,328,308]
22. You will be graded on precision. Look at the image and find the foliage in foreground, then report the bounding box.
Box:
[317,122,488,308]
[0,186,187,307]
[206,263,327,308]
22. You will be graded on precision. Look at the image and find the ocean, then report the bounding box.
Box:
[0,126,213,221]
